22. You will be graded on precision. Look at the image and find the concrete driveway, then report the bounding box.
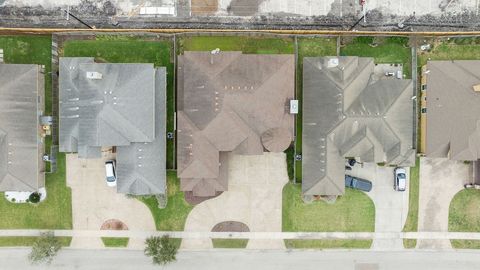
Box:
[349,162,409,250]
[181,152,288,250]
[66,151,156,249]
[418,157,469,249]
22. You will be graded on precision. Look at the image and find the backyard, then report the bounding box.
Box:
[177,35,294,54]
[282,183,375,248]
[62,35,176,169]
[449,189,480,249]
[418,37,480,66]
[340,36,412,78]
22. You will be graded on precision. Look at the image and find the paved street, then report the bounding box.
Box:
[2,249,480,270]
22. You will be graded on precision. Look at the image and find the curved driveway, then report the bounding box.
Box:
[418,157,468,249]
[66,153,156,249]
[181,153,288,250]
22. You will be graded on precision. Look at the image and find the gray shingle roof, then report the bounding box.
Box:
[425,60,480,160]
[116,68,167,195]
[60,58,155,158]
[59,58,166,195]
[302,57,415,196]
[0,64,45,192]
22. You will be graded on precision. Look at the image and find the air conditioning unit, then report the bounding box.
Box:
[290,100,299,114]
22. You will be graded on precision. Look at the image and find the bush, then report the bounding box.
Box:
[285,144,295,180]
[155,194,167,209]
[28,232,62,264]
[144,235,178,265]
[28,192,41,204]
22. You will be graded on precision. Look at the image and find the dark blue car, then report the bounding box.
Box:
[345,175,372,192]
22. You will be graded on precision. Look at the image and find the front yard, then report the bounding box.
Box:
[282,183,375,248]
[139,171,193,231]
[402,158,420,248]
[449,189,480,249]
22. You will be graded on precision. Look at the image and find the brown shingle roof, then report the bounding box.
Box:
[177,51,295,197]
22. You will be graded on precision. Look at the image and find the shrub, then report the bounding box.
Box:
[28,192,41,204]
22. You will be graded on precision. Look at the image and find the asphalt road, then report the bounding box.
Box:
[2,248,480,270]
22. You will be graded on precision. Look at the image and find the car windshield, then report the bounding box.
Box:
[397,173,406,179]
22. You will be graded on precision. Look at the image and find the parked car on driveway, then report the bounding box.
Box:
[394,167,406,191]
[345,175,372,192]
[105,160,117,187]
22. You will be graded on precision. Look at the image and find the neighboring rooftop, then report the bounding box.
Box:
[0,64,45,192]
[425,60,480,161]
[59,58,166,195]
[177,51,294,197]
[302,56,415,196]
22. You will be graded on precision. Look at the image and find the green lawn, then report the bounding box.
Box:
[102,237,129,248]
[402,157,420,248]
[212,239,248,248]
[282,183,374,248]
[295,37,337,182]
[449,189,480,249]
[0,237,71,247]
[178,36,294,54]
[62,37,176,169]
[418,38,480,66]
[139,171,193,231]
[285,239,372,249]
[341,37,412,78]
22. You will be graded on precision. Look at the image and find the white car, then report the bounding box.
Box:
[105,160,117,187]
[394,167,407,191]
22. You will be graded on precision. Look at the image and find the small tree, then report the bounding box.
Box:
[28,232,62,264]
[144,235,178,265]
[28,192,41,204]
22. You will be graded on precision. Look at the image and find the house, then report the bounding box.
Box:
[59,58,166,195]
[177,51,295,197]
[0,64,45,192]
[302,56,416,196]
[424,60,480,161]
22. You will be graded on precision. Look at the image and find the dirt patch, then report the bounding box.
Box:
[211,221,250,232]
[191,0,218,15]
[184,191,223,205]
[100,219,128,230]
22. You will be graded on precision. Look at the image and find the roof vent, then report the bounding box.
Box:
[86,71,103,80]
[327,58,339,68]
[473,84,480,92]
